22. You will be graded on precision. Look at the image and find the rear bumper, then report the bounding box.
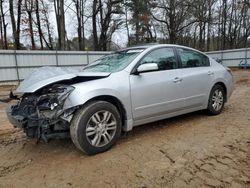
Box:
[228,85,234,100]
[227,75,234,100]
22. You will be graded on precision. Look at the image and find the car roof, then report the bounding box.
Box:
[117,44,154,52]
[118,44,195,51]
[117,44,208,57]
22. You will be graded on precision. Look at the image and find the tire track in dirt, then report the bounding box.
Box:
[0,160,32,178]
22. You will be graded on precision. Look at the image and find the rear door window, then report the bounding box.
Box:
[177,48,210,68]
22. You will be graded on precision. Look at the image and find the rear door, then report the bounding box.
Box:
[176,48,213,108]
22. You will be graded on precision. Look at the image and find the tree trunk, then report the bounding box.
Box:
[41,0,53,50]
[28,11,35,49]
[9,0,16,48]
[0,12,3,48]
[17,0,22,49]
[35,0,43,49]
[242,0,249,48]
[206,0,212,51]
[54,0,66,50]
[25,0,35,49]
[198,21,203,50]
[75,0,85,51]
[217,3,221,50]
[59,0,66,50]
[222,0,227,50]
[169,0,176,43]
[92,0,99,50]
[76,0,82,50]
[81,0,85,51]
[135,11,139,44]
[0,0,8,49]
[125,2,130,46]
[9,0,22,49]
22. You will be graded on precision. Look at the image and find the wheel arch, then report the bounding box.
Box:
[83,95,127,129]
[212,82,227,101]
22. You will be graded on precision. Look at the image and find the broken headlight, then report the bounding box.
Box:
[37,85,75,111]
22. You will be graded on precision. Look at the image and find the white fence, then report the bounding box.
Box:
[0,48,249,82]
[206,48,250,67]
[0,50,109,82]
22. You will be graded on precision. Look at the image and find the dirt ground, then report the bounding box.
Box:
[0,70,249,188]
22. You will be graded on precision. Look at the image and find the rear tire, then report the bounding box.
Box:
[207,85,226,115]
[70,101,122,155]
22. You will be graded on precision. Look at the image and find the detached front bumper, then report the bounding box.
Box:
[6,104,50,138]
[6,85,77,141]
[7,102,75,140]
[6,105,26,128]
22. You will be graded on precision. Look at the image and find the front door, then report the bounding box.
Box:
[130,47,184,121]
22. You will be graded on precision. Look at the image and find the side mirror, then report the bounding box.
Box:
[136,63,158,74]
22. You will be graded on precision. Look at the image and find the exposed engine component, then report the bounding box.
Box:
[7,85,77,142]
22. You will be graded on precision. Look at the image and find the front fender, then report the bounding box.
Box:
[63,80,133,122]
[64,88,124,109]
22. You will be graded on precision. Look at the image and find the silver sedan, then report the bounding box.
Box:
[7,44,234,154]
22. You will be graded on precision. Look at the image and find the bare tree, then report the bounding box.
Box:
[151,0,196,44]
[24,0,36,49]
[126,0,156,44]
[206,0,215,51]
[40,0,54,49]
[35,0,43,49]
[92,0,123,51]
[9,0,22,49]
[92,0,99,50]
[124,0,130,46]
[0,5,3,48]
[241,0,250,48]
[221,0,228,50]
[99,0,123,50]
[192,0,207,51]
[54,0,66,50]
[0,0,8,49]
[2,0,250,51]
[73,0,87,51]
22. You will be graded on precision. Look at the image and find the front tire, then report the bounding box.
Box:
[70,101,122,155]
[207,85,226,115]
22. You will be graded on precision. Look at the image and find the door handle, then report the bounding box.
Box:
[208,71,214,76]
[173,77,183,83]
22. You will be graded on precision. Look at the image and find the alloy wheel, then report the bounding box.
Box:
[212,89,224,111]
[86,110,117,147]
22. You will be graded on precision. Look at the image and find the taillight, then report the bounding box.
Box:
[226,67,233,76]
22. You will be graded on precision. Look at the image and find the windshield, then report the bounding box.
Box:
[82,49,144,73]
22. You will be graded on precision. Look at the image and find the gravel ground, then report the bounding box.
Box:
[0,70,249,188]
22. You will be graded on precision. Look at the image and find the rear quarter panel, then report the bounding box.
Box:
[209,58,234,101]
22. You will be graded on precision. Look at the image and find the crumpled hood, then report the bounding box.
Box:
[17,66,111,93]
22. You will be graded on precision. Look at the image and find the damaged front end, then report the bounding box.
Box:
[7,85,77,142]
